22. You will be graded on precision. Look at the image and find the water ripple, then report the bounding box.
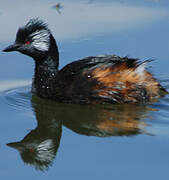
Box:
[0,80,32,112]
[0,78,169,137]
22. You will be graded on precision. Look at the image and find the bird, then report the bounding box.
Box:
[3,18,167,104]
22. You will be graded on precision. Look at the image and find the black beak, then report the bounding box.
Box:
[7,142,23,151]
[3,43,20,52]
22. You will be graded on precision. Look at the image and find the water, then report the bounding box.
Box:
[0,0,169,179]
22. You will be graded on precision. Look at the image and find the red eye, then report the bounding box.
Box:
[25,41,30,45]
[29,148,35,153]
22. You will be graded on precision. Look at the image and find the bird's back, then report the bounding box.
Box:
[58,55,167,104]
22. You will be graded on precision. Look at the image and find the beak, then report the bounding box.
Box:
[7,142,23,151]
[3,43,20,52]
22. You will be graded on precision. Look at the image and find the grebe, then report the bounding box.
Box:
[3,18,167,104]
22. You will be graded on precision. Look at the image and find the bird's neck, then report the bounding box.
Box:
[33,48,60,99]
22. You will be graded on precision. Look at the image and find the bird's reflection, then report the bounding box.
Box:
[62,103,151,137]
[7,95,154,171]
[7,96,62,171]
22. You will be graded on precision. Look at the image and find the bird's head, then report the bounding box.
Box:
[3,18,57,60]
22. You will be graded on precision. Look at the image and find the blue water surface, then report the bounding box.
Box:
[0,0,169,179]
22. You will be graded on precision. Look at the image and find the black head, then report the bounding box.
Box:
[3,18,56,60]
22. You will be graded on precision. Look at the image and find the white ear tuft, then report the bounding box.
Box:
[30,29,50,51]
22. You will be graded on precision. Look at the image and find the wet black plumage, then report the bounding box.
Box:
[3,18,167,104]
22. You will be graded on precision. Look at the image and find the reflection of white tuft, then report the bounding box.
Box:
[37,139,54,151]
[30,30,50,51]
[36,139,55,162]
